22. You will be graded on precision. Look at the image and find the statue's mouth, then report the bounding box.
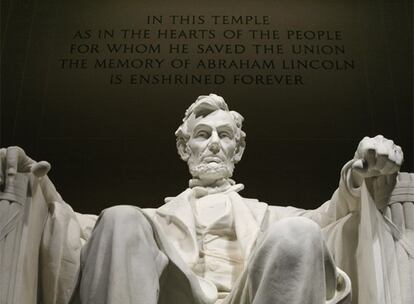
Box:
[202,156,223,163]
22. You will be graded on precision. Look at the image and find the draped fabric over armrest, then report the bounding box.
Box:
[0,173,97,304]
[323,173,414,304]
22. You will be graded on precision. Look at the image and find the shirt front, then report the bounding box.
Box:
[190,192,244,300]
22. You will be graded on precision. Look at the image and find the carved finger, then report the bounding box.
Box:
[357,136,377,154]
[365,148,377,169]
[354,137,367,159]
[4,147,35,193]
[16,149,35,173]
[375,154,389,171]
[352,159,368,174]
[381,159,400,175]
[384,139,395,150]
[380,141,399,175]
[394,146,404,166]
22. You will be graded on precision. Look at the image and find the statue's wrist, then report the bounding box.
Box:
[0,172,30,204]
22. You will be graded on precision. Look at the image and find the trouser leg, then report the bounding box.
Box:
[225,217,338,304]
[78,205,168,304]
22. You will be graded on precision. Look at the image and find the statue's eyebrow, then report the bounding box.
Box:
[192,123,235,137]
[216,125,234,133]
[193,123,213,133]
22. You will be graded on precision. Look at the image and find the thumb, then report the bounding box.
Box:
[31,161,51,177]
[352,159,367,173]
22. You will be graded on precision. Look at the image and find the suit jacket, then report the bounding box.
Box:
[143,182,352,304]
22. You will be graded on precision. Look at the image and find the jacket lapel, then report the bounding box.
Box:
[155,189,199,266]
[227,192,269,263]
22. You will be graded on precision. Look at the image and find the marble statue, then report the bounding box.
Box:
[0,94,413,304]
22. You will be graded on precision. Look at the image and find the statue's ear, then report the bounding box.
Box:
[177,139,190,161]
[233,142,245,163]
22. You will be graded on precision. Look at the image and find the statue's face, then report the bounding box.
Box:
[186,110,238,182]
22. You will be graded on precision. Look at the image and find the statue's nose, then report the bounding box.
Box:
[208,131,220,154]
[208,142,220,154]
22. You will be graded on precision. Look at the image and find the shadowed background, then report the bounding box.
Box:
[1,0,412,214]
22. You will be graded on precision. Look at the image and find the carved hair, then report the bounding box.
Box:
[175,94,246,162]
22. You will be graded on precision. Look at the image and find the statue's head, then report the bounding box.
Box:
[175,94,246,185]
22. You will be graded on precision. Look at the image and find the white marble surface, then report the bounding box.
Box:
[0,94,412,304]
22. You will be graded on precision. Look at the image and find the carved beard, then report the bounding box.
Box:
[189,161,234,181]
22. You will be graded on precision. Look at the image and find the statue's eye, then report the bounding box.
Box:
[219,131,231,138]
[196,130,210,138]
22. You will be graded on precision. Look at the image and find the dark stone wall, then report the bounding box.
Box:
[1,0,412,213]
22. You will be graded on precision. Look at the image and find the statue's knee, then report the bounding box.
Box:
[269,217,321,237]
[99,205,148,232]
[263,217,323,255]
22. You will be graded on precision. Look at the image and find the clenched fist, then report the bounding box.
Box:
[0,146,51,195]
[351,135,403,188]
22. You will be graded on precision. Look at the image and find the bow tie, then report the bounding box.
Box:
[189,179,244,198]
